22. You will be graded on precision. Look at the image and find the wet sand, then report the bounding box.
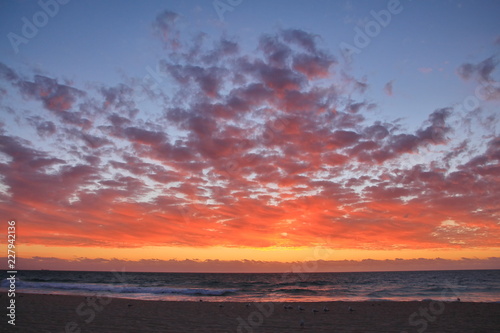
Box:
[3,293,500,332]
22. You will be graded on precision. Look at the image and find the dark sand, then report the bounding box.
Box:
[2,293,500,332]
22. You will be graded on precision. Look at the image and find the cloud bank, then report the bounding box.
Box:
[6,256,500,273]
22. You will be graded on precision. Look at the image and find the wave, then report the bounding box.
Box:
[3,270,500,303]
[1,278,238,296]
[275,280,333,288]
[421,286,449,292]
[275,288,318,295]
[367,291,388,297]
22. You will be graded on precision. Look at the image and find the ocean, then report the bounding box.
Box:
[2,269,499,303]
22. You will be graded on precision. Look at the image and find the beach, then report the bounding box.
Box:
[3,293,500,332]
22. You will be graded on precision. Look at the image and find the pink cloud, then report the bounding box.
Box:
[384,80,393,96]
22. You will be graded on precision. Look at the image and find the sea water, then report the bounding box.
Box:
[2,269,499,303]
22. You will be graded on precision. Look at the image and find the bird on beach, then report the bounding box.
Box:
[323,306,329,313]
[298,305,305,311]
[218,303,224,308]
[348,306,354,312]
[246,303,251,308]
[312,308,319,314]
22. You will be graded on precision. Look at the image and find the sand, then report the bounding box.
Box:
[2,293,500,332]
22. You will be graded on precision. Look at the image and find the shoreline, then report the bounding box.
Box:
[4,289,500,303]
[3,292,500,332]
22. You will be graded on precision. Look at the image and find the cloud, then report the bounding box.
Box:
[0,62,19,82]
[153,10,181,49]
[18,75,85,112]
[258,34,292,67]
[0,66,91,129]
[0,13,499,255]
[457,57,498,82]
[384,80,393,96]
[27,116,57,137]
[282,29,320,54]
[456,57,500,101]
[292,53,336,79]
[8,256,500,273]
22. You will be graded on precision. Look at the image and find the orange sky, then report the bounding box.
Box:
[19,244,500,263]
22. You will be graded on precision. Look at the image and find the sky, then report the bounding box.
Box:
[0,0,499,273]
